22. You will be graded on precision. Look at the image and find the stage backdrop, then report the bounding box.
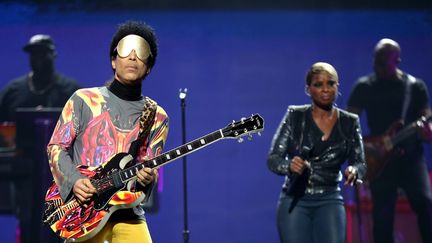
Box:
[1,6,432,243]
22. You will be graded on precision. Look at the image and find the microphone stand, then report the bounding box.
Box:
[179,88,190,243]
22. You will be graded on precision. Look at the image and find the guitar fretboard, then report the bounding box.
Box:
[118,130,223,182]
[391,116,432,146]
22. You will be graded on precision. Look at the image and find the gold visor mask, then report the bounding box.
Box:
[115,34,152,61]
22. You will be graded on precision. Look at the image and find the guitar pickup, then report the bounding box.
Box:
[112,173,123,187]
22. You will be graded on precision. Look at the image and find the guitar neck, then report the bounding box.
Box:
[110,113,264,184]
[119,129,224,182]
[391,115,432,146]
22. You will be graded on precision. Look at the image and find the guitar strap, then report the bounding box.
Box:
[401,73,415,122]
[128,97,157,162]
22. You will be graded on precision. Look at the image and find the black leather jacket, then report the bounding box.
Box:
[267,105,367,194]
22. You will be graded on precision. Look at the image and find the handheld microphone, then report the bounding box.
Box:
[286,146,312,196]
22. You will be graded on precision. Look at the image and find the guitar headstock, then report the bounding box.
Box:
[222,114,264,142]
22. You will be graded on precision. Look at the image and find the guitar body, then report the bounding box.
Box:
[363,121,404,180]
[43,153,145,242]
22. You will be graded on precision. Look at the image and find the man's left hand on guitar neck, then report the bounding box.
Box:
[136,167,158,187]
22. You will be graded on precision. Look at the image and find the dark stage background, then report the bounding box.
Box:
[0,3,432,242]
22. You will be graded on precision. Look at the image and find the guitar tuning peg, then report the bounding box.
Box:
[248,134,253,140]
[258,132,262,136]
[238,137,244,143]
[241,117,245,124]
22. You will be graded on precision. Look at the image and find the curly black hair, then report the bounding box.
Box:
[110,20,158,69]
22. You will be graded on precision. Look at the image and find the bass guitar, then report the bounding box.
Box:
[364,115,431,180]
[43,114,264,242]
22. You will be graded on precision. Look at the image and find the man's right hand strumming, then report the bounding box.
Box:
[73,178,97,206]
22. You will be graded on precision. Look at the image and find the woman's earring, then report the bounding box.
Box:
[333,91,342,107]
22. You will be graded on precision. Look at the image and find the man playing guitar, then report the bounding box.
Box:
[47,21,168,243]
[347,38,432,243]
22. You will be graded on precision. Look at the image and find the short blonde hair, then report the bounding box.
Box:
[306,62,339,86]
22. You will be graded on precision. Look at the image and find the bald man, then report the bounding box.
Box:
[347,38,432,243]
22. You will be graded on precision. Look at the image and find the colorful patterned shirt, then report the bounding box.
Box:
[47,86,169,202]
